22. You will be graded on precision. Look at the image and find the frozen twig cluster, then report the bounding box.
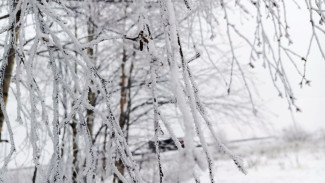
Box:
[0,0,323,182]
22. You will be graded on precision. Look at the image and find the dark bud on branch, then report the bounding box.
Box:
[140,40,143,51]
[301,57,307,62]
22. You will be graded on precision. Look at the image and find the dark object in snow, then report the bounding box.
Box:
[148,138,184,153]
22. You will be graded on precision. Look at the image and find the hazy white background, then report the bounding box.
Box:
[217,2,325,140]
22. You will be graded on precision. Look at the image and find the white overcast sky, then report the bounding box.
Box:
[211,1,325,140]
[266,4,325,131]
[249,2,325,136]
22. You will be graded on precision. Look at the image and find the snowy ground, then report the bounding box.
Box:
[199,137,325,183]
[5,134,325,183]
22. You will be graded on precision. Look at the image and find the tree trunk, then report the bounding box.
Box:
[71,122,79,183]
[113,5,137,182]
[114,42,135,183]
[72,15,79,183]
[114,42,127,183]
[83,9,96,183]
[0,1,21,142]
[86,16,95,138]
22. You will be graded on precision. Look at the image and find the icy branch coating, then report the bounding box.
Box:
[0,0,323,182]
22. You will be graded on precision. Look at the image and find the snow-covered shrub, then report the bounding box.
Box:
[282,125,310,142]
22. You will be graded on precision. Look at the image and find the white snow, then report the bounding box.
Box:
[197,138,325,183]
